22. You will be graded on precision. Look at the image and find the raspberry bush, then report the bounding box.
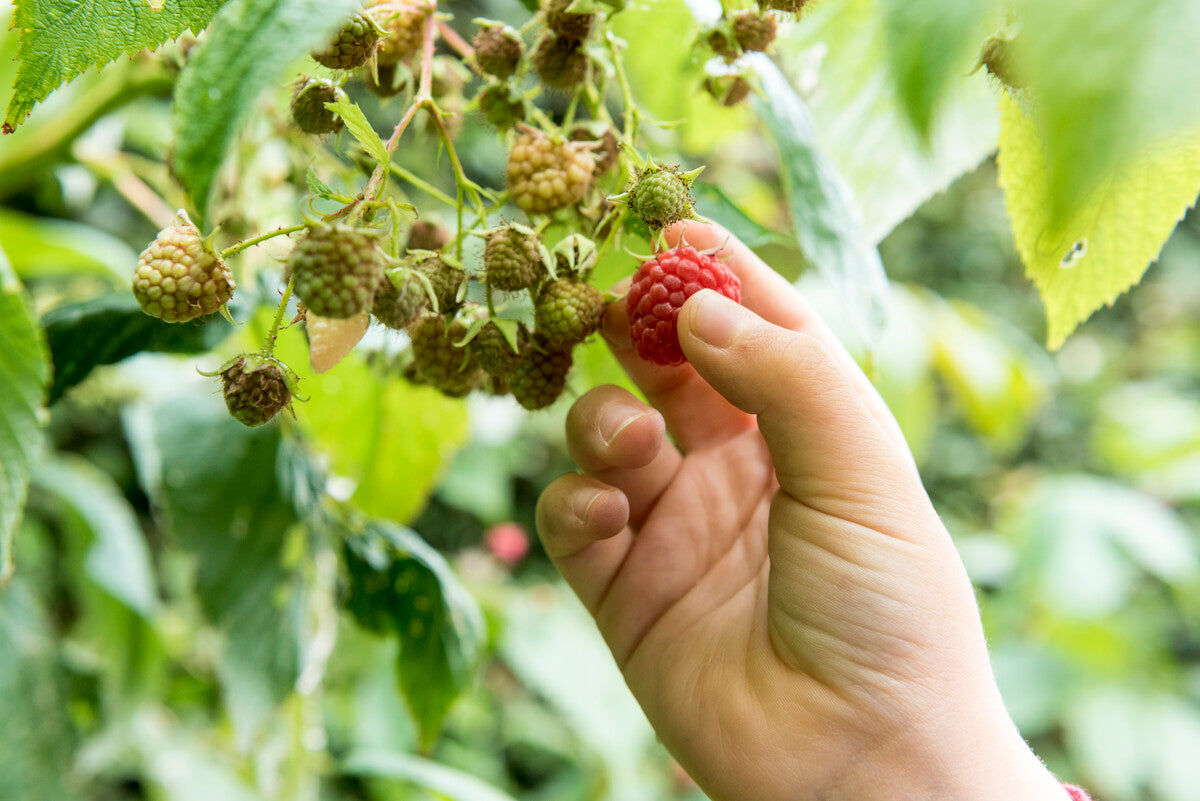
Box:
[6,0,1200,796]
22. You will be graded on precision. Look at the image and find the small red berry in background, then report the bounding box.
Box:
[485,522,530,565]
[627,245,742,366]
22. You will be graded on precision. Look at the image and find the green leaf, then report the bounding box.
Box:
[274,332,469,523]
[0,244,49,585]
[31,455,159,618]
[930,296,1055,451]
[0,583,78,801]
[123,392,301,742]
[1011,0,1200,228]
[306,166,337,199]
[3,0,222,132]
[1002,475,1199,618]
[344,522,483,749]
[996,93,1200,348]
[171,0,361,224]
[880,0,994,139]
[0,208,135,283]
[343,749,519,801]
[42,293,232,403]
[691,183,787,250]
[773,0,1000,244]
[328,100,390,168]
[751,58,889,334]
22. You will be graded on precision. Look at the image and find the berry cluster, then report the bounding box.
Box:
[129,0,787,426]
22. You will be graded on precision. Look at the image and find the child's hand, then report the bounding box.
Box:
[536,223,1068,801]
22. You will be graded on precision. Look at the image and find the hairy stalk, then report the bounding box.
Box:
[221,224,308,259]
[264,274,297,356]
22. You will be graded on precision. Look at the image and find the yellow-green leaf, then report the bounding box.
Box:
[327,100,390,169]
[275,330,468,523]
[997,93,1200,349]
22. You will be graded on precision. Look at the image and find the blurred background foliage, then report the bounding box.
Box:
[2,0,1200,799]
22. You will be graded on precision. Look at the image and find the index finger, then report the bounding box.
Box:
[664,221,913,460]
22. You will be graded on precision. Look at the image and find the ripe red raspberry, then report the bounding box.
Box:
[627,246,741,366]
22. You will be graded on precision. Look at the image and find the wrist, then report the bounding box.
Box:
[832,697,1068,801]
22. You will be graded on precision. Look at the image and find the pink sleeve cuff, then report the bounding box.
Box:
[1064,786,1092,801]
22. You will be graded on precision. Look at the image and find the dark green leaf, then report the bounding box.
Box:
[692,183,788,251]
[0,208,134,283]
[0,244,49,585]
[3,0,222,132]
[31,455,159,618]
[42,293,231,403]
[343,749,519,801]
[880,0,993,139]
[752,59,889,336]
[344,522,483,749]
[171,0,361,224]
[124,393,301,740]
[0,583,78,801]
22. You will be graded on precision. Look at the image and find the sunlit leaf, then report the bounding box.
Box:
[343,749,518,801]
[997,93,1200,348]
[3,0,221,131]
[0,245,49,585]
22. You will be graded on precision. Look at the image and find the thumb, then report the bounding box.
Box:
[678,289,921,511]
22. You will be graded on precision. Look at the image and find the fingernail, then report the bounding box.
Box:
[598,405,654,447]
[573,486,613,524]
[686,289,745,349]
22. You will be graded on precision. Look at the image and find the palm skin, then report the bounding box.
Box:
[536,224,1069,801]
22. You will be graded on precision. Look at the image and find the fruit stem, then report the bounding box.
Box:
[221,224,308,259]
[362,5,439,203]
[437,20,480,74]
[264,274,297,357]
[607,32,639,146]
[387,163,458,207]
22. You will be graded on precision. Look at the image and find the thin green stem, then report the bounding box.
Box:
[608,32,639,146]
[264,274,297,356]
[221,224,308,259]
[387,162,457,207]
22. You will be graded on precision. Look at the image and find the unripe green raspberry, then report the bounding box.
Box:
[313,12,380,70]
[484,225,545,291]
[507,127,596,214]
[473,23,523,79]
[415,255,465,312]
[543,0,594,40]
[473,321,525,377]
[732,11,777,52]
[758,0,810,14]
[510,339,573,410]
[478,82,527,130]
[706,27,739,62]
[290,224,385,319]
[221,355,293,427]
[408,314,484,397]
[368,0,430,65]
[371,271,427,329]
[291,76,348,134]
[132,214,235,323]
[569,125,619,175]
[532,34,588,90]
[363,62,404,97]
[704,74,752,106]
[406,220,450,252]
[534,277,604,346]
[620,159,702,230]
